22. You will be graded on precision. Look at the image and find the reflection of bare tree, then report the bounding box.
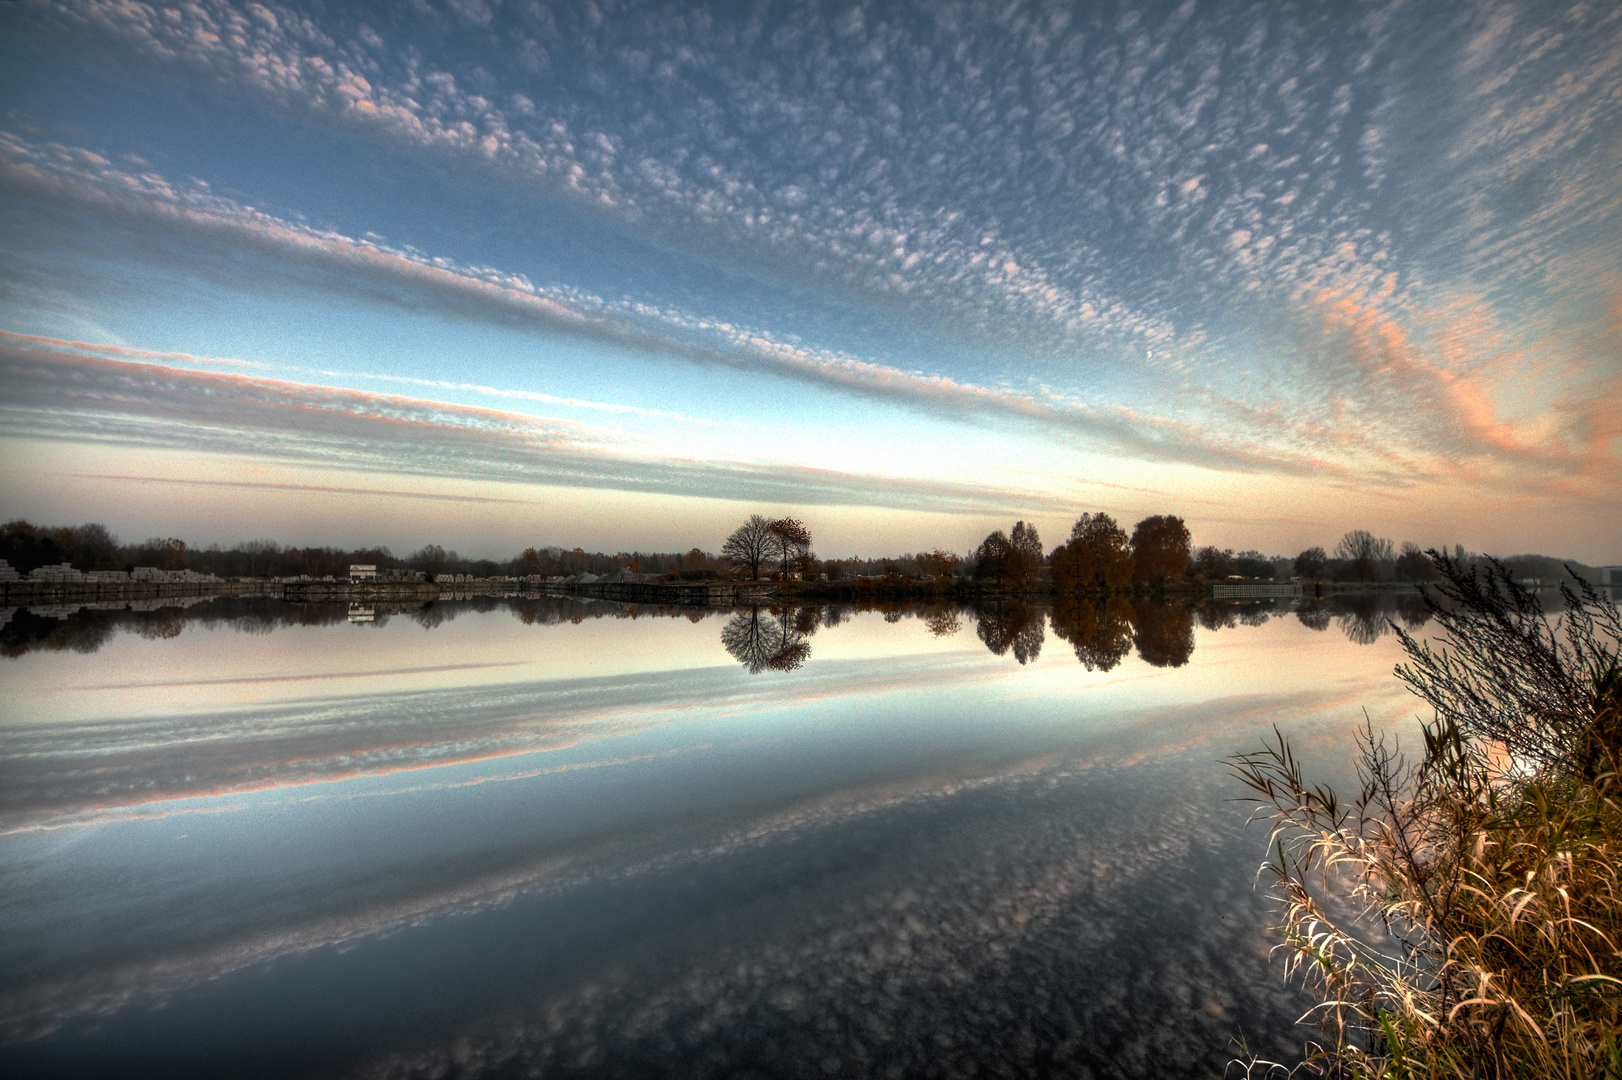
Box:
[135,612,186,640]
[1296,603,1333,631]
[1394,592,1432,629]
[1239,603,1275,627]
[1194,603,1238,631]
[1336,593,1389,645]
[975,600,1044,664]
[1132,599,1195,668]
[721,607,812,674]
[722,607,779,672]
[1050,596,1133,672]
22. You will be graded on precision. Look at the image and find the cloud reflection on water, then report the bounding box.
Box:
[0,675,1395,1059]
[0,591,1425,1075]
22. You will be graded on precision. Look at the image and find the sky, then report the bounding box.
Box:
[0,0,1618,562]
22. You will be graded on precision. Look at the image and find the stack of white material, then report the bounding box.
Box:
[28,563,85,582]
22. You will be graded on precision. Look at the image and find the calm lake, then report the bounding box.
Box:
[0,592,1430,1079]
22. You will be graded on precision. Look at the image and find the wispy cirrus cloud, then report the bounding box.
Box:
[0,337,1099,516]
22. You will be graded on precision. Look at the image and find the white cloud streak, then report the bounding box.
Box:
[0,337,1095,516]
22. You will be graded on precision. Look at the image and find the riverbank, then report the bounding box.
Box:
[541,579,782,605]
[0,579,283,605]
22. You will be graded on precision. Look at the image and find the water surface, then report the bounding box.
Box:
[0,592,1426,1078]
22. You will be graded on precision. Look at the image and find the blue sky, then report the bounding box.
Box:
[1,0,1618,560]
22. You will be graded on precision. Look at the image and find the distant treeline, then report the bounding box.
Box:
[1,515,1602,589]
[0,519,722,582]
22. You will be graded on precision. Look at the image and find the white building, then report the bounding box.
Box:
[349,564,377,582]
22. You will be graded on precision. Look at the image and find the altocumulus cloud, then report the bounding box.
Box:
[4,0,1619,507]
[8,127,1616,494]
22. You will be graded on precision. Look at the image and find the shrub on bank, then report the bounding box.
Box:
[1231,553,1622,1078]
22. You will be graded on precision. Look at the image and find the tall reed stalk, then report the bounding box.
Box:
[1230,553,1622,1078]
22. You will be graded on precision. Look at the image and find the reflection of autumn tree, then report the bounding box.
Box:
[721,606,813,673]
[976,599,1044,664]
[765,638,811,671]
[1050,595,1133,671]
[1132,599,1195,668]
[410,604,447,629]
[1238,602,1276,627]
[924,608,962,637]
[1194,602,1239,631]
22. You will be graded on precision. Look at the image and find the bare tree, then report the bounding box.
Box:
[1294,546,1328,577]
[1394,541,1439,582]
[1336,529,1394,583]
[410,543,449,581]
[722,515,775,579]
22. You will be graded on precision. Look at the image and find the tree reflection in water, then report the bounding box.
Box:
[923,608,962,638]
[3,590,1442,677]
[721,606,813,674]
[1291,593,1432,644]
[1296,603,1334,631]
[1132,598,1196,668]
[1,595,357,658]
[1049,596,1133,672]
[1336,592,1388,645]
[975,599,1045,664]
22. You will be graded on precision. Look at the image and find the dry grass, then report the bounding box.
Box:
[1230,555,1622,1079]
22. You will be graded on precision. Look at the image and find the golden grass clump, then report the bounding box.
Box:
[1231,553,1622,1078]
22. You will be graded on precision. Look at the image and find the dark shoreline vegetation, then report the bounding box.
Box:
[0,513,1602,599]
[1233,555,1622,1078]
[2,589,1434,668]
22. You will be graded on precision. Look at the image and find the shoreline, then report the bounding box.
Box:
[0,575,1427,609]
